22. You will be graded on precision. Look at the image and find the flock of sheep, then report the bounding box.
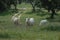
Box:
[11,12,48,26]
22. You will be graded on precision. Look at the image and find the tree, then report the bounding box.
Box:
[18,0,22,4]
[25,0,37,12]
[0,0,18,12]
[37,0,60,19]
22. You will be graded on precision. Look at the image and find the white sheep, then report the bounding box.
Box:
[11,13,22,25]
[13,17,19,25]
[29,18,34,26]
[25,18,30,26]
[26,18,34,26]
[26,18,29,23]
[39,20,48,26]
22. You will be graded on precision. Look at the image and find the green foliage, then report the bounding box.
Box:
[0,3,60,40]
[0,0,17,12]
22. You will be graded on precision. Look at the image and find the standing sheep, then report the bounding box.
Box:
[29,18,34,26]
[11,13,22,25]
[39,19,48,26]
[26,18,34,26]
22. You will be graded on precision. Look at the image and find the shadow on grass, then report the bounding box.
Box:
[36,10,50,16]
[46,18,60,22]
[25,11,34,14]
[0,10,12,16]
[25,9,50,16]
[41,25,60,31]
[25,10,50,16]
[0,9,19,16]
[0,32,11,38]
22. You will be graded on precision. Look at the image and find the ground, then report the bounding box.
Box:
[0,3,60,40]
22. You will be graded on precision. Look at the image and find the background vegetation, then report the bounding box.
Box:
[0,0,60,40]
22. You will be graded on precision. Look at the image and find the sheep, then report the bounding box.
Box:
[39,19,48,26]
[26,18,34,26]
[29,18,34,26]
[25,18,30,26]
[13,17,19,25]
[11,12,22,25]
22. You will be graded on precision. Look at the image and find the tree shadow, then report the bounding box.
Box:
[46,16,60,22]
[25,11,34,14]
[0,32,11,38]
[41,25,60,31]
[0,9,19,16]
[36,10,50,17]
[25,9,50,16]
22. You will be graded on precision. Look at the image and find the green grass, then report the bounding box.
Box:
[0,3,60,40]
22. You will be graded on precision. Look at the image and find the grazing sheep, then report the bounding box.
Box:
[29,18,34,26]
[39,20,48,26]
[11,13,22,25]
[26,18,34,26]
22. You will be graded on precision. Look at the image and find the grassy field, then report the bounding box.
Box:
[0,3,60,40]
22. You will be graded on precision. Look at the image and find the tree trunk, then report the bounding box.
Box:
[32,5,35,12]
[50,9,56,19]
[14,4,17,10]
[30,2,35,12]
[48,8,50,12]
